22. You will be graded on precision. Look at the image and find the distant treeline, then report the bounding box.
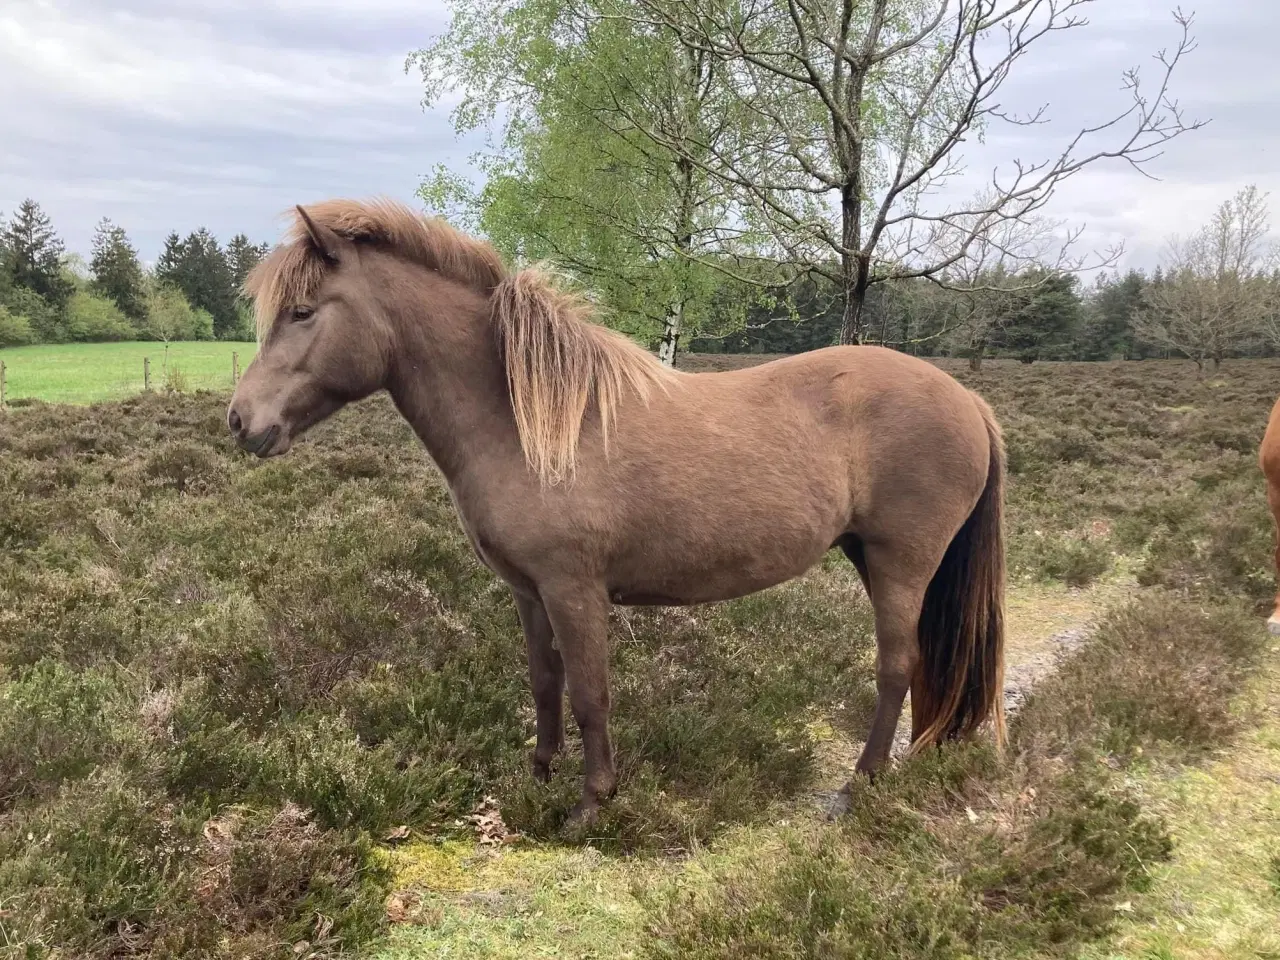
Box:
[690,266,1280,366]
[0,199,269,347]
[7,194,1278,370]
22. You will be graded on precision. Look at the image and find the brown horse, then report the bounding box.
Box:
[227,199,1007,823]
[1261,396,1280,633]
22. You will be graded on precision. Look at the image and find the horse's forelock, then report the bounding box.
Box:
[249,198,509,341]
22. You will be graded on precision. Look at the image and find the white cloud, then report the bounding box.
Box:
[1,0,1277,273]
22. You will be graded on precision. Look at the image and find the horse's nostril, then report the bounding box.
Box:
[228,408,242,434]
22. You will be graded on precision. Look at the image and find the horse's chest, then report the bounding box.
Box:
[454,509,536,594]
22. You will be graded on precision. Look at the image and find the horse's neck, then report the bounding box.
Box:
[382,280,518,485]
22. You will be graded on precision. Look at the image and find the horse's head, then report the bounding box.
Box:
[228,206,392,457]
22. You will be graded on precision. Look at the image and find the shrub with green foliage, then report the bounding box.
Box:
[0,771,388,958]
[641,591,1264,960]
[65,289,136,342]
[0,302,35,345]
[2,285,63,342]
[1015,596,1264,758]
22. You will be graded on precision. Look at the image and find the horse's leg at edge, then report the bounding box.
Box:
[1268,481,1280,635]
[539,585,616,824]
[514,592,565,781]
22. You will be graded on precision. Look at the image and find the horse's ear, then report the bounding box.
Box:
[295,205,344,263]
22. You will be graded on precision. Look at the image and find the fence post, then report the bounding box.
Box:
[1,360,6,408]
[163,343,169,376]
[233,351,239,384]
[144,356,151,392]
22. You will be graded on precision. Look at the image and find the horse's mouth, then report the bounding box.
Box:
[243,424,286,458]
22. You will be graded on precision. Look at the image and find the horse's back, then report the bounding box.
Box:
[609,346,990,545]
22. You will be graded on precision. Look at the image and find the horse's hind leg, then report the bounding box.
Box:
[839,534,872,602]
[854,561,929,776]
[514,592,565,781]
[843,535,944,749]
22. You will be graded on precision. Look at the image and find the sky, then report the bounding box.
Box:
[1,0,1277,271]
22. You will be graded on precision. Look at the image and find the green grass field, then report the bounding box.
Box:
[0,341,258,404]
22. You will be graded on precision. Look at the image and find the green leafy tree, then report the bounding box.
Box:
[1,199,74,317]
[156,229,238,339]
[411,0,775,365]
[90,219,147,324]
[565,1,1201,344]
[141,282,214,342]
[2,287,61,343]
[690,275,844,354]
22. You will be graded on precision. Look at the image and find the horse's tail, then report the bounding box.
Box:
[909,395,1007,752]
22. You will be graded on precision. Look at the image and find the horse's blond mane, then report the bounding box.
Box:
[493,269,675,486]
[249,199,673,485]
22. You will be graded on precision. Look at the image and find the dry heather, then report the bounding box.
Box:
[0,356,1273,957]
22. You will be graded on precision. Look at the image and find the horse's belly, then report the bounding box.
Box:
[610,590,688,606]
[608,530,830,606]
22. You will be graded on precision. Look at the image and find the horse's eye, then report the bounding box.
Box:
[291,305,315,322]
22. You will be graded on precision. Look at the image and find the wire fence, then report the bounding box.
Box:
[0,343,254,407]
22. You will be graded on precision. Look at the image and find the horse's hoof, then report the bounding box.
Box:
[564,800,601,830]
[1268,616,1280,636]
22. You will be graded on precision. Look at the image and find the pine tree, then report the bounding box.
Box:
[1088,270,1146,360]
[0,210,11,303]
[90,218,147,323]
[226,234,270,294]
[156,228,238,339]
[995,270,1083,363]
[1,199,74,312]
[156,232,186,280]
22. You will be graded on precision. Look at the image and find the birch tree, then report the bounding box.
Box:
[410,0,774,365]
[594,0,1203,343]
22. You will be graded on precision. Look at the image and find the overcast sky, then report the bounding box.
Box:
[1,0,1276,271]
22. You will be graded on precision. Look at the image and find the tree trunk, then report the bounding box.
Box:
[834,8,884,346]
[658,306,681,367]
[969,355,982,372]
[660,49,700,369]
[839,254,871,345]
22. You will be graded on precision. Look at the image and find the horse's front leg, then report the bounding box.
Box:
[540,584,615,824]
[514,592,565,781]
